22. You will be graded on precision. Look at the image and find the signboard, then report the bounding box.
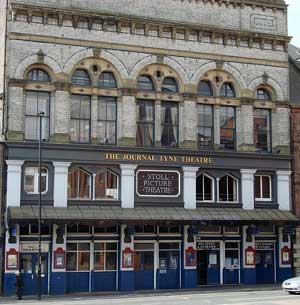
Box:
[255,242,274,250]
[136,170,180,197]
[196,242,220,250]
[20,243,49,253]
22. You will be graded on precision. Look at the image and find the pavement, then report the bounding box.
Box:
[0,285,299,305]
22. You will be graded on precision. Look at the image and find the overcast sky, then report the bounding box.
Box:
[286,0,300,47]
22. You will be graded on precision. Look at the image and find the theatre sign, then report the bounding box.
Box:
[136,170,180,197]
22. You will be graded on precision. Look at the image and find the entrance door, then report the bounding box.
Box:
[197,251,208,285]
[20,253,48,295]
[134,243,154,290]
[256,251,275,284]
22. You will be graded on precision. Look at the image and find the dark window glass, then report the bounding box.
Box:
[197,104,213,149]
[255,175,271,200]
[27,69,50,82]
[136,100,155,147]
[99,72,117,88]
[71,69,91,86]
[137,75,155,91]
[25,91,50,141]
[256,88,271,100]
[220,83,236,98]
[254,109,271,152]
[66,252,77,271]
[196,174,213,201]
[219,175,238,202]
[199,81,213,96]
[94,170,118,200]
[161,102,178,148]
[161,77,178,93]
[70,94,91,143]
[68,169,91,199]
[220,106,235,151]
[97,96,117,145]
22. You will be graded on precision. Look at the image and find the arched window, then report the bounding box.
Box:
[137,75,155,91]
[71,69,91,86]
[220,83,236,98]
[198,80,213,97]
[218,174,238,202]
[68,169,91,199]
[99,72,117,88]
[94,170,119,200]
[27,69,50,82]
[196,173,214,202]
[161,77,179,93]
[256,88,271,101]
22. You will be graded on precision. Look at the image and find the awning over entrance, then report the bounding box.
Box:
[8,205,299,225]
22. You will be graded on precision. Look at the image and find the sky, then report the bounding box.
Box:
[286,0,300,47]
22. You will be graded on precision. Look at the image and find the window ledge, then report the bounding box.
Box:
[196,202,243,208]
[68,200,121,206]
[254,203,279,209]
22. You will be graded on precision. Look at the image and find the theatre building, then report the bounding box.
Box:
[1,0,298,295]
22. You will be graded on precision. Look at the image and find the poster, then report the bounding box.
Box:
[170,255,178,270]
[7,254,17,269]
[209,254,217,265]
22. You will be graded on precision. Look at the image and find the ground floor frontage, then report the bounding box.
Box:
[4,215,296,296]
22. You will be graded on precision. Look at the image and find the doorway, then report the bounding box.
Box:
[197,250,208,285]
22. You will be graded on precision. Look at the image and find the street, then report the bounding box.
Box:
[0,288,299,305]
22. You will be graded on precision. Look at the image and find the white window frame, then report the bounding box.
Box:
[255,175,272,201]
[24,167,48,194]
[218,174,238,203]
[93,242,118,272]
[196,173,215,202]
[93,169,119,201]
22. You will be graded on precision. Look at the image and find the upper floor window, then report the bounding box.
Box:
[68,168,91,200]
[137,75,155,91]
[161,102,178,148]
[136,100,155,147]
[25,91,50,141]
[198,80,214,97]
[99,72,117,89]
[218,175,238,203]
[94,170,118,200]
[220,106,235,151]
[70,95,91,143]
[256,88,271,101]
[220,83,236,98]
[197,104,213,150]
[71,69,91,86]
[196,173,214,202]
[97,96,117,145]
[254,109,271,153]
[27,69,50,82]
[255,175,271,201]
[24,167,48,194]
[161,77,179,93]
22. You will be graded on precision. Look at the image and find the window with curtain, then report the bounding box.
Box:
[255,175,271,201]
[24,167,48,194]
[25,91,50,141]
[68,168,91,199]
[137,75,155,91]
[71,69,91,86]
[27,69,50,82]
[256,88,271,100]
[218,175,238,203]
[161,102,179,148]
[220,83,236,98]
[161,77,179,93]
[254,109,271,153]
[97,96,117,145]
[196,174,214,202]
[198,80,213,96]
[197,104,213,149]
[94,170,118,200]
[220,106,235,151]
[99,72,117,88]
[70,94,91,143]
[66,243,90,271]
[94,243,117,271]
[136,100,155,147]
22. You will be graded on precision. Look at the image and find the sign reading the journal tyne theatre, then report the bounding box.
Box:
[137,170,180,197]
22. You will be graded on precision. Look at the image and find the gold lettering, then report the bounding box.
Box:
[105,153,119,160]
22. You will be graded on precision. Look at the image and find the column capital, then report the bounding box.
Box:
[240,169,257,175]
[53,162,71,168]
[120,164,137,171]
[276,170,292,177]
[182,167,199,173]
[6,160,24,172]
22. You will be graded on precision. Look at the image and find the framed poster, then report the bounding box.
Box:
[245,246,255,266]
[6,248,18,270]
[185,247,196,267]
[54,248,65,269]
[282,246,291,265]
[122,248,133,268]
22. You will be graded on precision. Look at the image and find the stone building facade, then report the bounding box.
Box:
[0,0,298,295]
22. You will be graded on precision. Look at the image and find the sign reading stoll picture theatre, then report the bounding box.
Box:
[136,170,180,197]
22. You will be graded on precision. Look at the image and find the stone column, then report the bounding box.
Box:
[183,167,198,210]
[272,107,290,154]
[120,164,137,208]
[277,171,292,211]
[238,100,254,152]
[240,169,257,210]
[155,100,162,147]
[6,160,24,207]
[53,162,71,208]
[182,100,197,150]
[214,104,220,148]
[91,95,98,143]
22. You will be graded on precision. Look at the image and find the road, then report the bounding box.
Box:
[0,288,299,305]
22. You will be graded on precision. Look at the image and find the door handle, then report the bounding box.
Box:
[31,274,34,280]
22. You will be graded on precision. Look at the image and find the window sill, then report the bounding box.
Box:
[68,200,121,206]
[254,203,279,209]
[196,202,243,208]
